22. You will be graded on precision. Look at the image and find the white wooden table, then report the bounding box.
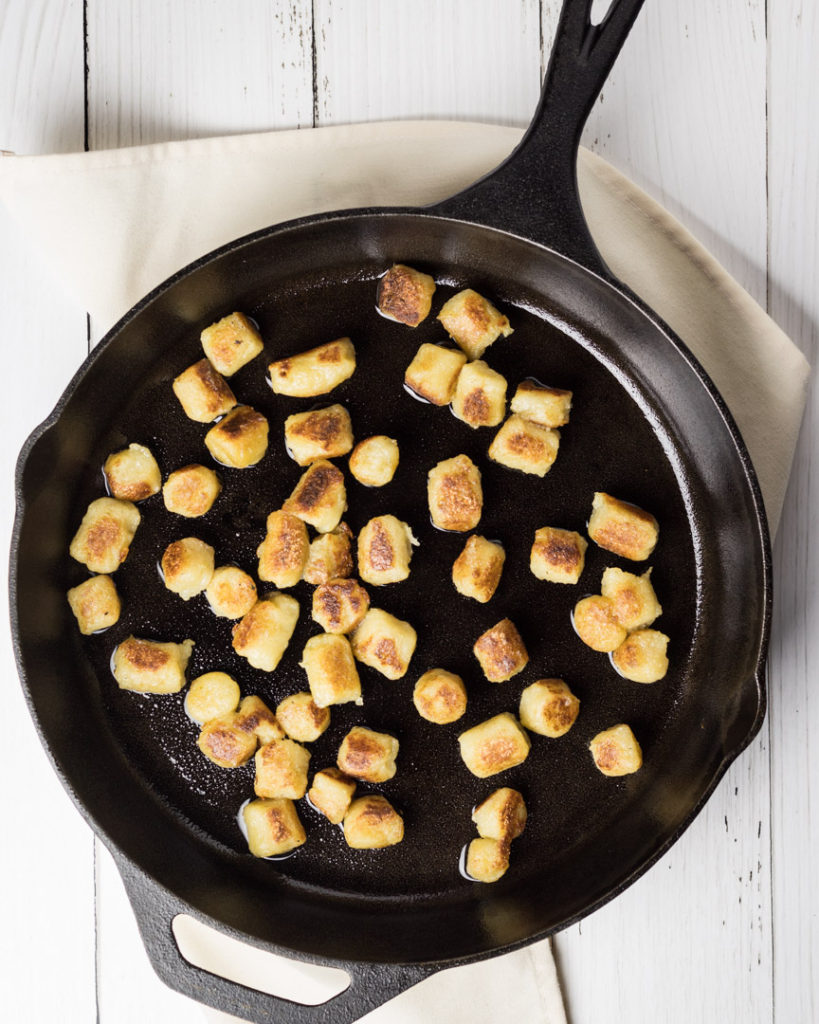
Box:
[1,2,816,1022]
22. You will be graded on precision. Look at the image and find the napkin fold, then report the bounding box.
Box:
[0,121,809,1024]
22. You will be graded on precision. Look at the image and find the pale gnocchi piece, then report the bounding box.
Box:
[588,491,659,561]
[510,379,573,428]
[162,464,221,518]
[471,788,527,841]
[530,526,587,585]
[205,565,258,619]
[311,578,370,634]
[458,712,531,778]
[377,263,436,326]
[611,628,670,683]
[451,360,507,429]
[242,798,306,858]
[337,726,399,783]
[452,535,505,603]
[257,510,310,588]
[302,523,354,584]
[308,768,357,825]
[254,739,311,800]
[160,537,215,600]
[184,672,241,725]
[198,711,258,768]
[403,343,467,405]
[437,289,513,360]
[427,454,483,532]
[465,837,510,883]
[235,694,285,745]
[589,723,643,776]
[204,405,269,469]
[103,443,161,501]
[268,337,356,397]
[66,574,121,635]
[488,414,560,477]
[112,635,194,694]
[348,435,399,487]
[572,595,628,652]
[601,566,662,631]
[473,618,529,683]
[69,497,140,574]
[357,514,417,586]
[172,358,237,423]
[200,312,264,377]
[343,795,404,849]
[412,668,467,725]
[519,679,580,738]
[282,459,347,533]
[300,633,362,708]
[231,592,300,672]
[284,404,354,466]
[351,608,417,680]
[275,692,331,743]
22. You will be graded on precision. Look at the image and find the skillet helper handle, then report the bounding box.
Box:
[111,849,435,1024]
[432,0,645,274]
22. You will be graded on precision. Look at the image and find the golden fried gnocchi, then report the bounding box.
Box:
[172,359,236,422]
[284,404,354,466]
[412,668,467,724]
[510,379,572,427]
[302,523,354,584]
[311,578,370,634]
[204,405,269,469]
[235,694,285,744]
[343,796,404,849]
[275,692,331,743]
[337,726,399,783]
[452,535,505,603]
[69,497,140,574]
[451,360,507,429]
[254,739,311,800]
[103,444,161,501]
[184,671,241,725]
[465,837,510,883]
[471,788,527,841]
[404,343,467,405]
[611,628,670,683]
[308,768,357,825]
[377,263,436,326]
[257,510,310,588]
[231,592,300,672]
[357,515,417,586]
[589,723,643,776]
[437,289,513,360]
[205,565,257,619]
[427,454,483,532]
[572,595,628,652]
[160,537,215,600]
[301,633,362,707]
[242,798,306,858]
[473,618,529,683]
[200,312,264,377]
[198,711,259,768]
[348,435,399,487]
[112,635,194,694]
[588,492,659,561]
[351,608,417,680]
[283,459,347,533]
[488,414,560,477]
[458,713,531,778]
[67,574,121,634]
[268,338,356,397]
[530,526,587,585]
[162,464,221,518]
[519,679,580,738]
[601,567,662,631]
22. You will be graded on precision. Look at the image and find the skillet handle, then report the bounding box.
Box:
[111,848,436,1024]
[431,0,645,275]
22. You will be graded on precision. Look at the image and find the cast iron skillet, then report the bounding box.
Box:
[10,1,771,1021]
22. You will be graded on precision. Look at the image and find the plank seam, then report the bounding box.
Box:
[311,0,318,127]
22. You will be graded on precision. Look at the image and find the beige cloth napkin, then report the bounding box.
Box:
[0,120,809,1023]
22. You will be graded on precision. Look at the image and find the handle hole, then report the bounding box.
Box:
[590,0,616,25]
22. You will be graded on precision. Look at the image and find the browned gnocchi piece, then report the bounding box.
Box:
[254,739,311,800]
[231,593,300,672]
[198,711,259,768]
[184,671,241,725]
[348,436,399,487]
[458,713,531,778]
[205,565,258,619]
[300,633,362,708]
[67,574,121,635]
[112,635,194,694]
[343,795,404,849]
[437,289,513,360]
[337,726,399,783]
[268,338,356,397]
[465,837,510,883]
[519,679,580,738]
[242,798,306,858]
[200,312,264,377]
[351,608,417,680]
[162,464,221,518]
[284,404,354,466]
[588,492,659,561]
[302,523,354,584]
[404,343,466,406]
[172,359,237,423]
[257,510,310,588]
[308,768,357,825]
[600,567,662,631]
[427,454,483,532]
[530,526,587,585]
[611,628,670,683]
[510,379,572,427]
[412,668,467,724]
[311,578,370,634]
[471,788,527,841]
[473,618,529,683]
[204,405,269,469]
[452,535,505,603]
[103,444,161,501]
[377,263,436,326]
[488,414,560,477]
[357,514,417,586]
[283,459,347,533]
[572,595,628,652]
[69,497,140,574]
[160,537,215,600]
[451,360,507,429]
[235,694,285,745]
[589,723,643,776]
[275,692,331,743]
